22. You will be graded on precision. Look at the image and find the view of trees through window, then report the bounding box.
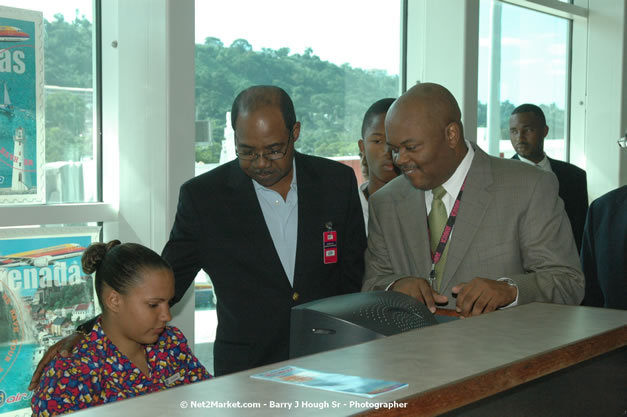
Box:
[193,0,402,166]
[42,19,401,165]
[1,0,96,203]
[44,14,93,163]
[194,38,399,163]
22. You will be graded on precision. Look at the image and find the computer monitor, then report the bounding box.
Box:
[289,291,438,358]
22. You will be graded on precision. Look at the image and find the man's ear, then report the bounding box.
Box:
[291,122,301,143]
[543,124,549,139]
[358,139,365,155]
[445,121,461,148]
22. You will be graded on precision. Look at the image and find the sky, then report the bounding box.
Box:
[0,0,91,23]
[478,0,568,107]
[194,0,402,76]
[0,0,568,107]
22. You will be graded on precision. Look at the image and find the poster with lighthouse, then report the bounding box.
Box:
[0,6,45,204]
[0,227,100,415]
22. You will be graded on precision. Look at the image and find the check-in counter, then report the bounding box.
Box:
[72,303,627,417]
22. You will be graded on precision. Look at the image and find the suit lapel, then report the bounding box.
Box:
[440,146,493,290]
[396,177,432,276]
[292,153,322,288]
[546,157,569,200]
[547,157,561,177]
[226,161,291,290]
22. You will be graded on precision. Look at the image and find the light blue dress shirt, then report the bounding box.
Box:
[252,160,298,286]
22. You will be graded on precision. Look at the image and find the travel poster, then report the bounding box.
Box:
[0,227,100,415]
[0,6,45,203]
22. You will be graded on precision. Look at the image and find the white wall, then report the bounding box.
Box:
[101,0,196,342]
[584,0,627,200]
[406,0,480,141]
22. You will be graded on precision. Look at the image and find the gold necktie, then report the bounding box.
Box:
[428,186,449,290]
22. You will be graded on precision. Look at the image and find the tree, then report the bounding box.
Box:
[45,92,91,162]
[230,39,253,52]
[194,38,399,161]
[541,103,565,139]
[477,101,487,127]
[44,14,93,88]
[43,15,94,162]
[195,142,222,164]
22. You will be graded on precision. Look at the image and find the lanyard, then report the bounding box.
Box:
[427,177,467,289]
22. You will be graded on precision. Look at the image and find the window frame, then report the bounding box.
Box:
[0,0,112,227]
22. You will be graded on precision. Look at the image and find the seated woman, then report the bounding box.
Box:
[31,240,211,416]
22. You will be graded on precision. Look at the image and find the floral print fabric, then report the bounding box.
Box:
[32,320,211,416]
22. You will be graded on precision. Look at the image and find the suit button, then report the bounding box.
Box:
[292,292,299,301]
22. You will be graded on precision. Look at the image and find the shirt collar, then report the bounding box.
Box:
[518,153,551,171]
[439,140,475,197]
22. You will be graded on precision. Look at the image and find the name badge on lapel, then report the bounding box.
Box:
[323,221,338,264]
[164,372,182,387]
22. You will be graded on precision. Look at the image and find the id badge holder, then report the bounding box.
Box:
[323,223,338,264]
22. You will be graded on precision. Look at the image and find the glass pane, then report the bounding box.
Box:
[477,0,570,161]
[1,1,97,203]
[194,0,401,166]
[193,0,402,371]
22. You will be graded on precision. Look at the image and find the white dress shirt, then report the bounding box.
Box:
[424,141,475,217]
[518,153,552,172]
[253,160,298,286]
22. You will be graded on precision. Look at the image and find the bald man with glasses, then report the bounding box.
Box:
[162,85,366,376]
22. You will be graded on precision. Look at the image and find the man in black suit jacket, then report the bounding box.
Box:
[509,104,588,251]
[581,185,627,309]
[162,86,366,376]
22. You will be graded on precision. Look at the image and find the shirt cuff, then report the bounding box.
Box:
[497,277,518,308]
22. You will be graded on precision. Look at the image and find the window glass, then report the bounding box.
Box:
[194,0,401,168]
[193,0,402,372]
[477,0,570,160]
[1,1,97,204]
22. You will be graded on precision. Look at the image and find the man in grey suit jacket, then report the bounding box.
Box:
[362,83,584,317]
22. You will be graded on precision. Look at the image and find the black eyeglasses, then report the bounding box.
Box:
[236,136,292,161]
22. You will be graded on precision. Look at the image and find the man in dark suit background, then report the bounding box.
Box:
[580,185,627,309]
[509,104,588,251]
[162,85,366,376]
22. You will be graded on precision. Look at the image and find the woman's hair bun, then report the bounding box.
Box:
[82,240,121,274]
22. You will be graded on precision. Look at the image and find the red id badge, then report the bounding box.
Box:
[323,230,338,264]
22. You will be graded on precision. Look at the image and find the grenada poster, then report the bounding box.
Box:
[0,227,100,415]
